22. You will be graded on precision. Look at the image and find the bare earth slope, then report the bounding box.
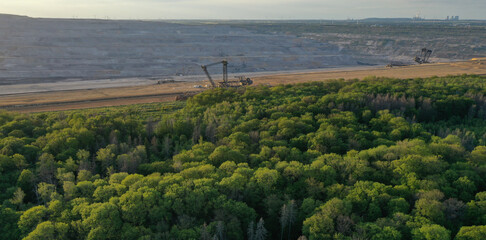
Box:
[0,15,356,83]
[2,58,485,113]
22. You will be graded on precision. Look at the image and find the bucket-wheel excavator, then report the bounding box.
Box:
[414,48,433,64]
[201,60,253,88]
[176,60,253,101]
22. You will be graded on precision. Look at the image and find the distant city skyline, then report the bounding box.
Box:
[0,0,485,20]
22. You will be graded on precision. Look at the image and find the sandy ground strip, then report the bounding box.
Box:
[1,59,486,113]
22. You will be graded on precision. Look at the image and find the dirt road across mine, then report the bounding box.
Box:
[2,59,486,113]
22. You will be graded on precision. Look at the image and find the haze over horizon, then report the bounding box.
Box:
[1,0,485,20]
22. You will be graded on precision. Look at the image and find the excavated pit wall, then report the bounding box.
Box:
[0,15,359,85]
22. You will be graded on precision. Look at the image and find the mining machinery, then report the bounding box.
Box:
[414,48,433,64]
[386,62,409,68]
[201,60,253,88]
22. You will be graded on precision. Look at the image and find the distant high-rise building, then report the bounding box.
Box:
[446,16,459,21]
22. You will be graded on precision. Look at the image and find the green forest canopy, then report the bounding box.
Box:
[1,75,486,239]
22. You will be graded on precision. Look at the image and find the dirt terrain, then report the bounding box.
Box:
[0,15,357,83]
[2,59,486,113]
[2,15,485,85]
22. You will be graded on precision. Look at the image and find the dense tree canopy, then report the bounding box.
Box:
[1,75,486,239]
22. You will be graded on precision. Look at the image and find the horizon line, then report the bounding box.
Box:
[2,13,486,22]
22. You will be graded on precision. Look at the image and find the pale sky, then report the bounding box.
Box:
[0,0,485,20]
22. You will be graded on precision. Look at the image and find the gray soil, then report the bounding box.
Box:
[1,15,485,95]
[0,15,357,87]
